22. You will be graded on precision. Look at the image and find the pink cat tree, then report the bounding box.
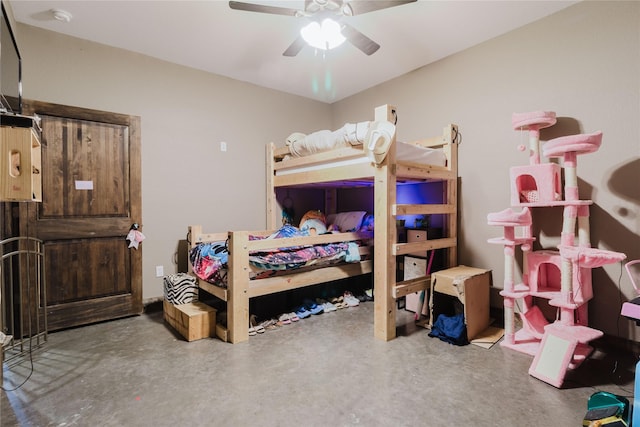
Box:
[487,111,626,387]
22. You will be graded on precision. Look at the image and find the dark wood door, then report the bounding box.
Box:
[21,100,142,331]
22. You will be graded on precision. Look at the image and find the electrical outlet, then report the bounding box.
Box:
[155,265,164,277]
[220,141,227,152]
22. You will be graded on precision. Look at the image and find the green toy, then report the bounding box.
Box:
[582,391,630,427]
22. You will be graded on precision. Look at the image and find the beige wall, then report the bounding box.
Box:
[14,23,333,303]
[334,1,640,339]
[8,1,640,339]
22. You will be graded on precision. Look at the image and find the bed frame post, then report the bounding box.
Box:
[445,124,459,267]
[373,104,398,341]
[266,142,278,229]
[228,231,250,343]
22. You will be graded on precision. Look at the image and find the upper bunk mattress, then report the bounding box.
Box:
[276,141,447,176]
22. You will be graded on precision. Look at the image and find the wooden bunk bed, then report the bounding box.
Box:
[188,104,458,343]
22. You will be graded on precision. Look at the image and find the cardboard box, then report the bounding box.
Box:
[429,265,492,341]
[163,300,216,342]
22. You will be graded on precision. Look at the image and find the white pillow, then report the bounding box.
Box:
[326,211,367,232]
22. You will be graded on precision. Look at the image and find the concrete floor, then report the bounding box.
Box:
[1,302,637,426]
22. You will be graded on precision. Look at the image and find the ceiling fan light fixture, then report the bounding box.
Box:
[300,18,345,51]
[51,8,73,23]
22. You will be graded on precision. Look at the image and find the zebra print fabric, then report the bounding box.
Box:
[163,273,198,304]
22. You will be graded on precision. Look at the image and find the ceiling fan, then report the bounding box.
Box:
[229,0,417,57]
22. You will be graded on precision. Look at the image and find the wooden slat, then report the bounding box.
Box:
[197,279,227,302]
[273,146,364,171]
[191,231,229,244]
[405,135,448,149]
[248,261,372,298]
[393,237,457,257]
[274,161,373,187]
[246,231,372,251]
[393,203,457,216]
[395,163,455,181]
[190,229,373,252]
[407,124,456,149]
[393,276,431,299]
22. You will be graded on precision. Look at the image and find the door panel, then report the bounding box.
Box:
[45,238,130,305]
[40,119,129,218]
[21,100,142,331]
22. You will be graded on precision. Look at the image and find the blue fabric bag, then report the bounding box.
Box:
[428,313,469,346]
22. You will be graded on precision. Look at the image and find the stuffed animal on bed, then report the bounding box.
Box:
[299,210,327,235]
[360,213,374,231]
[326,211,368,232]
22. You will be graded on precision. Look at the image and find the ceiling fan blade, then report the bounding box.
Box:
[305,0,322,14]
[229,1,300,16]
[283,36,306,57]
[341,23,380,56]
[344,0,417,16]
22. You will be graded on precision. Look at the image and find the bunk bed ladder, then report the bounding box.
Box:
[374,114,459,342]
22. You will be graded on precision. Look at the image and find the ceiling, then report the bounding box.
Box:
[8,0,578,104]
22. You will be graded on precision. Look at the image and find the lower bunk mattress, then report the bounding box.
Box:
[189,224,365,288]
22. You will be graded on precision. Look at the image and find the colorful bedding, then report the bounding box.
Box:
[189,224,362,288]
